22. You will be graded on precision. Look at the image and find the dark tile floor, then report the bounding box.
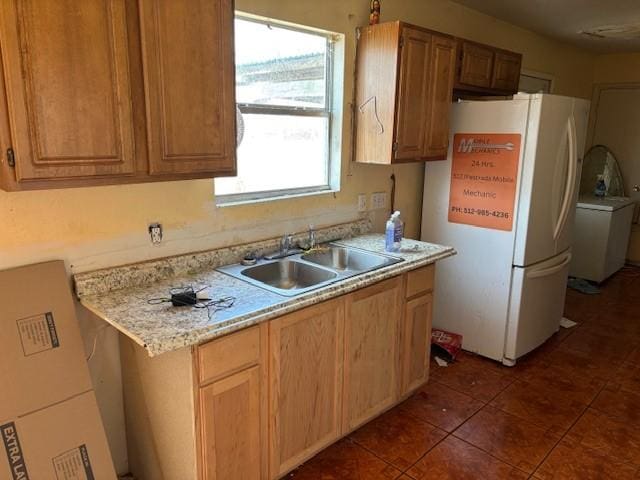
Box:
[288,266,640,479]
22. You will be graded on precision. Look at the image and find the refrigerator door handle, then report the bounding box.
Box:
[526,252,572,279]
[553,116,578,240]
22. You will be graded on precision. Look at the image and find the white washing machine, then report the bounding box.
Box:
[570,195,636,282]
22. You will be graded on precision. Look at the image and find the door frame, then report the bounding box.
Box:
[519,69,555,94]
[586,82,640,150]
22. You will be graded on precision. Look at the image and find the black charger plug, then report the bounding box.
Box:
[171,290,198,306]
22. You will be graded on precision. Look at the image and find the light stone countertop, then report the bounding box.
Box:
[79,234,455,356]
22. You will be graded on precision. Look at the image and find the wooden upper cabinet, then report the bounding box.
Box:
[458,42,494,89]
[355,21,456,164]
[343,277,403,432]
[396,30,455,160]
[455,39,522,95]
[492,51,523,92]
[139,0,236,176]
[394,27,432,160]
[354,22,400,165]
[424,35,457,158]
[0,0,136,181]
[0,0,236,190]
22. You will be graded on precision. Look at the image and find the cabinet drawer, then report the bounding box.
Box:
[406,264,435,298]
[198,326,260,385]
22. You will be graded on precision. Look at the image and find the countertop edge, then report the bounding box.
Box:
[80,301,149,350]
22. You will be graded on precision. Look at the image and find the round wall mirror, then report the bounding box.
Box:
[580,145,625,197]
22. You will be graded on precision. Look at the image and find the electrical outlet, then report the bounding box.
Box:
[148,223,163,245]
[357,194,367,212]
[371,192,387,210]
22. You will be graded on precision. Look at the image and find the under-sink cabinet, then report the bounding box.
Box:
[120,264,436,480]
[343,277,403,432]
[269,298,345,478]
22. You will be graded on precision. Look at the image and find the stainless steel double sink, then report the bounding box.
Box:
[217,244,403,296]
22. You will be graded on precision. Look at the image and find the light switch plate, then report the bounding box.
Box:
[357,194,367,212]
[371,192,387,210]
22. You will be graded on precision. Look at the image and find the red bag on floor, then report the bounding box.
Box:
[431,329,463,363]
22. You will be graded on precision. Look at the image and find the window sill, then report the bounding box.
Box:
[215,187,339,208]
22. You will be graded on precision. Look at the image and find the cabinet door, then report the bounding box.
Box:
[424,35,456,159]
[401,293,433,395]
[0,0,136,181]
[354,21,401,165]
[200,366,261,480]
[458,42,494,88]
[491,52,522,93]
[269,299,344,478]
[394,27,432,161]
[139,0,236,175]
[343,277,403,432]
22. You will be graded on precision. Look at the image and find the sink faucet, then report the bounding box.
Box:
[264,233,296,260]
[307,224,316,251]
[280,233,293,256]
[264,231,313,260]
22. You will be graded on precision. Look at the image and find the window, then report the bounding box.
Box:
[215,15,343,203]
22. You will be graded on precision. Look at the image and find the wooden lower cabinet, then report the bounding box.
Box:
[122,267,435,480]
[401,292,433,395]
[268,298,345,478]
[342,277,403,432]
[199,366,262,480]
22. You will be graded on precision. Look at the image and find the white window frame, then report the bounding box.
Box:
[215,13,344,206]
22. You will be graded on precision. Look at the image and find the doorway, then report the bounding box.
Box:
[587,83,640,262]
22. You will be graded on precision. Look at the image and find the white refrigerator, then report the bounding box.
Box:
[421,93,590,365]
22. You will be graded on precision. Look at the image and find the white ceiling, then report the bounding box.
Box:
[451,0,640,53]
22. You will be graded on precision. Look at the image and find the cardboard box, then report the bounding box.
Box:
[0,261,115,479]
[0,391,116,480]
[0,261,92,419]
